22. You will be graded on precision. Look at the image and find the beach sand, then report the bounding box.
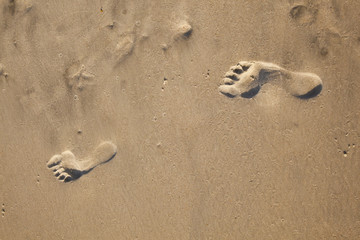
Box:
[1,0,360,239]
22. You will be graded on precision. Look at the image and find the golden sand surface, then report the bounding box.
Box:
[1,0,360,239]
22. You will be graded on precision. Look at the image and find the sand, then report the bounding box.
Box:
[1,0,360,239]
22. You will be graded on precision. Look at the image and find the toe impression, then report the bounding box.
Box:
[219,85,240,98]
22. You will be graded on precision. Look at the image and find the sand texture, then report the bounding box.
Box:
[1,0,360,239]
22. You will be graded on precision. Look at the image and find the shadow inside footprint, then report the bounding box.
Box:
[66,169,83,181]
[83,151,117,175]
[220,92,237,98]
[296,84,322,99]
[240,85,261,98]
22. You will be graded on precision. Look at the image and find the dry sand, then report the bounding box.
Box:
[1,0,360,239]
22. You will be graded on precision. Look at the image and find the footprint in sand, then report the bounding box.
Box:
[0,63,9,78]
[47,141,117,182]
[115,30,136,64]
[289,4,318,25]
[0,64,9,89]
[219,61,323,99]
[173,21,192,41]
[65,64,95,91]
[161,20,193,51]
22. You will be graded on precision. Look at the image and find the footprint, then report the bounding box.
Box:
[173,21,192,41]
[289,4,318,25]
[4,0,33,16]
[65,64,95,91]
[1,204,5,217]
[0,64,5,75]
[219,61,323,99]
[0,64,9,88]
[47,141,117,182]
[115,31,136,64]
[0,63,9,78]
[161,20,193,51]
